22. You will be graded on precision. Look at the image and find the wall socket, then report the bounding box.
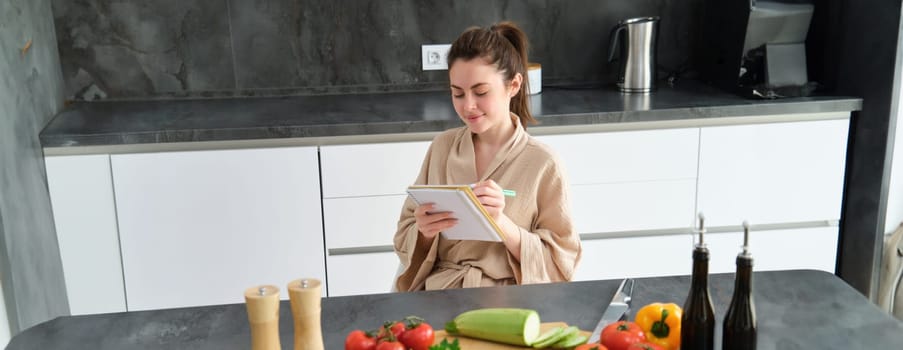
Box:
[422,44,451,71]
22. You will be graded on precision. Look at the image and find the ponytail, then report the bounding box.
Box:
[448,21,537,127]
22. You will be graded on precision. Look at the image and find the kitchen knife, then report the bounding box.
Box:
[587,278,635,343]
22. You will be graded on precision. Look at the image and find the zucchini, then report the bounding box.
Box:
[445,308,541,346]
[531,326,565,348]
[550,331,588,349]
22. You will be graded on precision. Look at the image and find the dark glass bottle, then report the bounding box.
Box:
[681,213,715,350]
[723,222,757,350]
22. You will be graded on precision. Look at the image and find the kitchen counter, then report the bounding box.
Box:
[40,80,861,155]
[7,270,903,349]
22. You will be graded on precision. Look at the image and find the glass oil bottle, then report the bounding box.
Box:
[722,221,757,350]
[681,213,715,350]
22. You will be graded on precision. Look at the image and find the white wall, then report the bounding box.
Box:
[886,16,903,234]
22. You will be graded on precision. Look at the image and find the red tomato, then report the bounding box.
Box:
[575,344,610,350]
[627,342,665,350]
[344,330,377,350]
[398,322,435,350]
[600,321,647,350]
[375,340,405,350]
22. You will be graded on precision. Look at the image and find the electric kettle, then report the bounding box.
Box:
[609,17,660,93]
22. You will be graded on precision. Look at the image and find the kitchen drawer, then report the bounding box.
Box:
[536,128,699,185]
[697,118,849,226]
[320,141,430,198]
[326,252,399,296]
[706,226,839,274]
[323,195,407,249]
[571,180,697,234]
[573,234,693,282]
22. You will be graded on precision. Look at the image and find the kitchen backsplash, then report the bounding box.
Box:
[52,0,703,100]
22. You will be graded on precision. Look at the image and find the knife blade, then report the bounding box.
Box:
[587,278,635,343]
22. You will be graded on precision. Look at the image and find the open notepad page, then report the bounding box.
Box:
[406,185,505,242]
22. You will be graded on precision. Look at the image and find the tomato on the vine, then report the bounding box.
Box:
[344,330,377,350]
[399,322,434,350]
[379,321,406,340]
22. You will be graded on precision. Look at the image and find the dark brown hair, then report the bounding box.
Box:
[447,21,536,127]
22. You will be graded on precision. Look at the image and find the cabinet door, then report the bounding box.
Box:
[706,226,839,274]
[111,147,325,311]
[536,128,699,185]
[320,142,430,198]
[697,119,849,226]
[537,129,699,236]
[323,195,406,249]
[326,252,399,296]
[45,155,126,315]
[571,180,696,234]
[320,142,429,297]
[574,234,694,282]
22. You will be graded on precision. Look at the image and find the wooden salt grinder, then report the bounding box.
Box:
[288,278,324,350]
[244,285,281,350]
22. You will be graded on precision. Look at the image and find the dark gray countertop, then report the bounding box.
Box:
[40,81,861,151]
[7,270,903,349]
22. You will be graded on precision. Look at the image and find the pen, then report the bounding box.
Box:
[470,183,517,197]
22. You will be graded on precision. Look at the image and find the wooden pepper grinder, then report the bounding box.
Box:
[288,278,324,350]
[244,285,281,350]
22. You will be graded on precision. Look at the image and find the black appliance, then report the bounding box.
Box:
[699,0,815,98]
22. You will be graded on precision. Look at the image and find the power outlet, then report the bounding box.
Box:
[422,44,451,71]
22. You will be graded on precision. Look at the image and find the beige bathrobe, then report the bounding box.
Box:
[394,117,582,291]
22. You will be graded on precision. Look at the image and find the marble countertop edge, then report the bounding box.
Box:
[42,109,855,156]
[38,83,863,156]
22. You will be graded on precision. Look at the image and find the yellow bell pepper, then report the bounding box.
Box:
[634,303,682,350]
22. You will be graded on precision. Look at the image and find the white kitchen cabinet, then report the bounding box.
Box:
[326,251,399,296]
[323,195,407,249]
[536,128,699,185]
[111,147,325,311]
[320,142,428,296]
[320,141,430,198]
[697,119,849,227]
[571,180,697,234]
[574,234,694,282]
[45,155,126,315]
[43,114,854,308]
[706,226,839,274]
[537,129,699,236]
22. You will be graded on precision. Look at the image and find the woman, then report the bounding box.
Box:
[394,21,581,291]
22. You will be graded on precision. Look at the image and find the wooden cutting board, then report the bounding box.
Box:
[433,322,591,349]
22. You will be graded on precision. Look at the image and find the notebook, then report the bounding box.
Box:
[406,185,506,242]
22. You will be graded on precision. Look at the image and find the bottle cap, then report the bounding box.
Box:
[741,221,752,258]
[695,212,707,248]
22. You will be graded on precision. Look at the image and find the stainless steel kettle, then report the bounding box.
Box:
[609,17,660,93]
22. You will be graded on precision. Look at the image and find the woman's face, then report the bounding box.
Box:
[448,58,521,134]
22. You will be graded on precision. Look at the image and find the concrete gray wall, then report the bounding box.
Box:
[52,0,704,100]
[0,0,69,334]
[834,0,903,299]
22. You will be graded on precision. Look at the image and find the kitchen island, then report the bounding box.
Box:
[7,270,903,349]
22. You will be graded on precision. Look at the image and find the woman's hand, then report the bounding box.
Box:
[470,180,506,220]
[414,203,457,239]
[472,180,522,259]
